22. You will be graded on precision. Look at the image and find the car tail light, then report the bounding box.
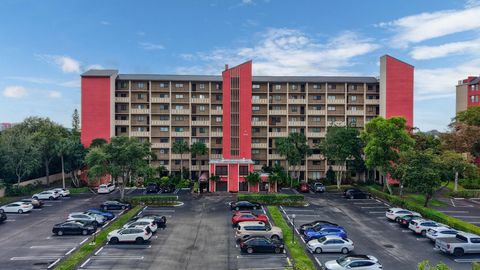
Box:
[416,226,420,229]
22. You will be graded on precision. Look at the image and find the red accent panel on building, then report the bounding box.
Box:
[229,164,239,192]
[81,76,111,147]
[384,56,414,127]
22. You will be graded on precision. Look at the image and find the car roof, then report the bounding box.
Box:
[389,207,406,212]
[322,235,348,240]
[343,255,376,261]
[237,221,266,226]
[458,232,480,237]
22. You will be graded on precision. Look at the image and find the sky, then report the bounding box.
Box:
[1,0,480,131]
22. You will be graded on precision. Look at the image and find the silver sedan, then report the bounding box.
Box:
[306,235,354,254]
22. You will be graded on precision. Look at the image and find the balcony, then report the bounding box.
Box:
[115,120,129,125]
[252,121,268,126]
[307,132,326,138]
[365,99,380,105]
[327,121,346,127]
[269,109,288,115]
[288,165,306,171]
[191,165,209,171]
[327,99,345,104]
[309,154,324,160]
[115,97,130,103]
[131,131,150,137]
[289,99,306,104]
[307,110,326,115]
[192,120,210,126]
[253,165,263,171]
[171,109,190,114]
[269,153,284,159]
[252,98,268,104]
[252,143,268,148]
[131,108,150,114]
[211,131,223,137]
[346,110,365,116]
[331,165,347,171]
[211,109,223,115]
[151,97,170,103]
[151,142,170,148]
[151,120,170,126]
[288,121,306,126]
[171,154,186,159]
[191,98,209,104]
[210,154,222,159]
[268,131,288,137]
[171,131,190,137]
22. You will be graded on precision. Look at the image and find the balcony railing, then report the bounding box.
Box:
[268,132,288,137]
[171,109,190,114]
[327,99,345,104]
[327,121,346,127]
[171,131,190,137]
[151,142,170,148]
[331,165,347,171]
[365,99,380,105]
[252,143,268,148]
[309,154,324,160]
[211,109,223,115]
[307,132,326,138]
[151,120,170,126]
[151,97,170,103]
[211,131,223,137]
[115,97,130,103]
[288,165,306,171]
[192,120,210,126]
[307,110,326,115]
[171,154,186,159]
[269,153,284,159]
[115,120,129,125]
[346,110,365,116]
[288,121,306,126]
[252,99,268,104]
[269,109,288,115]
[289,99,306,104]
[252,121,268,126]
[191,165,209,171]
[253,165,263,171]
[131,108,150,114]
[130,131,150,137]
[210,154,222,159]
[191,98,209,104]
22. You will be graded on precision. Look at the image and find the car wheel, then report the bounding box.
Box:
[49,196,54,200]
[253,206,257,210]
[421,230,427,237]
[247,247,254,254]
[454,248,464,257]
[121,206,126,210]
[349,195,353,199]
[110,237,119,244]
[271,235,280,241]
[33,196,38,200]
[103,206,108,211]
[82,230,88,235]
[135,237,144,244]
[274,247,281,254]
[395,217,400,222]
[341,248,349,254]
[57,230,63,236]
[235,207,240,211]
[315,247,322,254]
[18,209,23,214]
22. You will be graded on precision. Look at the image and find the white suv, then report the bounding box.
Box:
[108,227,152,244]
[67,212,105,226]
[408,219,443,236]
[123,218,158,233]
[235,221,282,241]
[50,188,70,197]
[98,183,115,194]
[32,190,60,200]
[426,227,458,242]
[385,208,421,221]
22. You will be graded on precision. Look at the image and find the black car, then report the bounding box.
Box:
[345,189,370,199]
[397,215,422,228]
[160,184,175,193]
[343,188,362,197]
[101,200,131,211]
[52,221,96,236]
[0,211,6,223]
[299,220,339,234]
[230,201,261,211]
[20,198,44,209]
[146,183,160,193]
[131,214,167,228]
[240,237,284,254]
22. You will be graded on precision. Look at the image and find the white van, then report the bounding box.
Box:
[98,183,115,194]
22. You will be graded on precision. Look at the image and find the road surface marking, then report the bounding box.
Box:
[47,258,61,269]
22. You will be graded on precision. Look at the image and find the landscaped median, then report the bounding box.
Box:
[125,195,182,206]
[237,193,305,206]
[54,205,143,270]
[267,206,316,270]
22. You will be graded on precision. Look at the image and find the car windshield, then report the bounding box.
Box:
[317,236,327,243]
[336,257,351,267]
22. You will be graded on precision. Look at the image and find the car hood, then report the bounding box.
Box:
[324,260,343,270]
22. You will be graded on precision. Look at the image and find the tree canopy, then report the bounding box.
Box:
[276,132,311,184]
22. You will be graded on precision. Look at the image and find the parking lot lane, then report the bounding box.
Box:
[236,254,292,270]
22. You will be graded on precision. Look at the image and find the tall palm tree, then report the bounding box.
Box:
[245,172,262,190]
[190,141,208,192]
[172,140,190,180]
[276,132,312,186]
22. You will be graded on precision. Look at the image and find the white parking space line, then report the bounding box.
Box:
[402,230,411,233]
[314,257,323,268]
[416,238,429,241]
[368,211,386,214]
[439,210,470,213]
[281,208,314,212]
[32,208,42,211]
[144,209,175,212]
[93,256,144,260]
[11,255,60,261]
[30,245,75,249]
[79,237,89,245]
[4,219,15,222]
[353,202,382,205]
[44,204,53,207]
[451,216,480,218]
[237,255,287,259]
[65,247,76,256]
[80,258,91,268]
[288,214,319,217]
[94,247,104,256]
[47,258,61,269]
[454,258,480,263]
[360,206,388,209]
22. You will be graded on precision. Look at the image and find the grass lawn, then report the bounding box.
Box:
[442,181,466,192]
[406,194,447,207]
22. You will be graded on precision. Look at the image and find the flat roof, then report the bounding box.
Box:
[81,69,118,77]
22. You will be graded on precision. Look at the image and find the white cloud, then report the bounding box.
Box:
[139,42,164,50]
[380,6,480,47]
[242,0,254,5]
[48,91,62,98]
[410,39,480,60]
[3,86,28,98]
[177,28,380,75]
[5,76,80,88]
[100,21,110,25]
[36,54,81,73]
[86,64,104,70]
[466,0,480,7]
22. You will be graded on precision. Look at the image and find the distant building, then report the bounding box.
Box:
[0,122,16,132]
[456,76,480,113]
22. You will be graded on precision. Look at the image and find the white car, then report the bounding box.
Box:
[324,255,382,270]
[307,236,354,254]
[0,202,33,214]
[32,190,60,200]
[50,188,70,197]
[123,218,158,233]
[385,208,421,221]
[426,227,458,242]
[408,219,443,236]
[107,227,152,244]
[67,212,105,226]
[98,183,115,194]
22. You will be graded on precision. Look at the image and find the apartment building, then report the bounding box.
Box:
[81,55,414,192]
[456,76,480,113]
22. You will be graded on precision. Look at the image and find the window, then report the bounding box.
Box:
[159,149,169,154]
[199,127,206,133]
[160,127,169,132]
[290,128,298,133]
[252,127,260,133]
[137,93,145,99]
[328,116,337,122]
[120,127,127,133]
[159,93,168,98]
[160,138,168,143]
[199,105,206,112]
[368,85,373,90]
[137,82,145,88]
[327,95,336,101]
[175,83,184,88]
[120,104,127,110]
[327,106,336,111]
[160,82,168,88]
[120,81,128,88]
[138,116,145,121]
[291,106,298,112]
[313,117,321,122]
[252,138,260,143]
[175,105,184,110]
[215,117,222,123]
[313,95,322,100]
[159,115,169,120]
[175,116,184,121]
[135,104,146,109]
[239,166,249,175]
[216,166,228,175]
[349,85,357,90]
[291,84,297,90]
[252,117,260,122]
[252,106,260,111]
[311,171,321,179]
[313,105,322,110]
[313,84,321,89]
[252,84,260,89]
[252,95,260,100]
[159,104,168,110]
[274,95,281,101]
[312,127,321,132]
[174,127,185,132]
[328,84,336,90]
[176,94,184,99]
[199,83,205,89]
[215,83,221,90]
[350,95,357,101]
[216,94,222,101]
[252,149,260,154]
[275,84,281,90]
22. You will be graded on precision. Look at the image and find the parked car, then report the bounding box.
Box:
[299,220,339,234]
[324,255,382,270]
[409,219,443,236]
[123,218,158,233]
[20,198,44,209]
[436,232,480,256]
[0,202,33,214]
[146,183,160,193]
[397,214,423,228]
[86,208,115,220]
[232,210,254,217]
[67,212,105,226]
[160,184,175,193]
[345,189,370,199]
[343,188,362,197]
[307,236,354,254]
[310,182,326,193]
[101,200,131,210]
[52,221,96,236]
[131,214,167,228]
[235,221,282,241]
[232,212,268,225]
[50,188,70,197]
[386,208,421,222]
[304,225,347,242]
[426,227,458,242]
[230,201,261,211]
[97,183,115,194]
[32,190,60,200]
[239,236,284,254]
[297,182,310,193]
[0,211,7,223]
[108,227,152,244]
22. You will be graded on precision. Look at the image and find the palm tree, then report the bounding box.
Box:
[275,133,312,186]
[245,172,262,191]
[172,140,190,180]
[190,141,208,192]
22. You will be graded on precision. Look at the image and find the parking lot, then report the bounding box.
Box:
[434,197,480,226]
[281,191,477,270]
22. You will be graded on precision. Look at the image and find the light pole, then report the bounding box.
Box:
[291,214,296,244]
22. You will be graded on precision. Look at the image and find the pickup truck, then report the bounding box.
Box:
[435,232,480,256]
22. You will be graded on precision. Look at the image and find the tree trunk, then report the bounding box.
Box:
[454,171,459,192]
[45,160,50,186]
[382,173,393,195]
[70,171,78,187]
[180,156,184,180]
[424,193,431,207]
[17,174,21,186]
[61,155,65,189]
[399,182,404,197]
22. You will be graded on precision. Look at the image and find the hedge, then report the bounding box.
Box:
[364,187,480,236]
[267,206,315,270]
[449,190,480,199]
[125,195,179,205]
[55,205,143,270]
[237,193,305,206]
[325,184,353,192]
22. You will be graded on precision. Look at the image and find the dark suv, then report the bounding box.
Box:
[0,210,6,223]
[146,183,160,193]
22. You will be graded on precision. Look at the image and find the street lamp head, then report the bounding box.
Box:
[292,214,296,219]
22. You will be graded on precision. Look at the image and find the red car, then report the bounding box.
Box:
[298,182,309,193]
[232,212,268,225]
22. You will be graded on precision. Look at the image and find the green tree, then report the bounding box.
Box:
[190,141,208,192]
[85,136,153,200]
[418,260,451,270]
[439,150,473,192]
[245,172,261,186]
[326,166,335,185]
[63,135,86,187]
[412,131,442,154]
[72,109,80,133]
[90,138,108,148]
[172,140,190,180]
[319,126,363,189]
[456,106,480,126]
[276,133,312,186]
[361,117,414,194]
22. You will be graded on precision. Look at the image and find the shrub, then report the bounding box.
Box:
[125,195,178,205]
[449,190,480,198]
[5,183,39,197]
[175,178,191,188]
[460,178,480,189]
[237,193,304,206]
[325,184,353,192]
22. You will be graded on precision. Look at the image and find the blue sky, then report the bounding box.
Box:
[1,0,480,131]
